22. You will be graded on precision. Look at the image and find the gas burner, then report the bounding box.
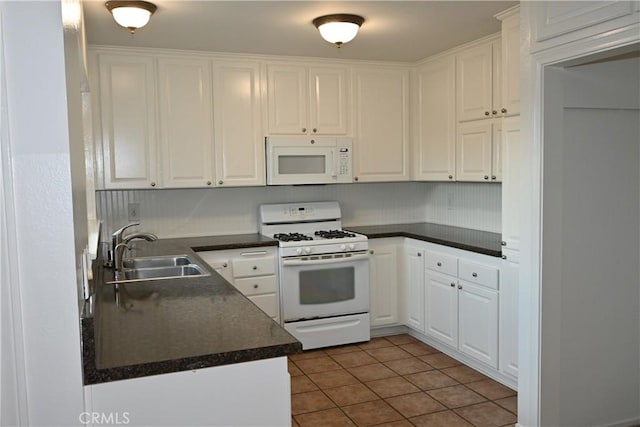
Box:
[314,229,357,239]
[273,233,313,242]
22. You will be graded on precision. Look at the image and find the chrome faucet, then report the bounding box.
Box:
[109,223,158,270]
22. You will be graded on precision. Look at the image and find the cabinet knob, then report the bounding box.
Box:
[354,177,359,182]
[370,250,374,255]
[437,262,442,267]
[312,128,317,133]
[491,175,496,180]
[484,111,490,116]
[451,283,456,287]
[484,175,489,180]
[206,181,212,186]
[222,263,228,268]
[253,284,258,289]
[501,241,506,246]
[448,175,453,180]
[252,266,258,270]
[218,180,223,185]
[492,110,498,115]
[150,182,156,187]
[501,108,507,114]
[417,252,422,257]
[458,285,462,290]
[310,139,315,144]
[302,128,307,133]
[472,272,478,277]
[502,255,507,260]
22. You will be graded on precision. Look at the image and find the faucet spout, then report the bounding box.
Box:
[123,232,158,244]
[114,242,131,273]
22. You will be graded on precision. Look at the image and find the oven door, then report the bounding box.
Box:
[280,251,369,322]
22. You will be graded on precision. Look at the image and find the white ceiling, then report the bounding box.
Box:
[83,1,518,62]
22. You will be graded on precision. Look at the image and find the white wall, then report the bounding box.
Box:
[1,1,84,425]
[96,181,502,239]
[540,54,640,426]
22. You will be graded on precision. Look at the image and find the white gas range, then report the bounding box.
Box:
[259,201,370,350]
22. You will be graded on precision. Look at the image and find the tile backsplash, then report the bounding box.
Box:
[96,181,501,240]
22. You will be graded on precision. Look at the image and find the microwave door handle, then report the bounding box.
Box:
[282,252,369,267]
[330,149,337,178]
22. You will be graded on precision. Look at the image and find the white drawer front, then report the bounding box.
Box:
[234,275,277,296]
[458,260,499,290]
[248,294,278,318]
[233,256,275,278]
[426,251,458,276]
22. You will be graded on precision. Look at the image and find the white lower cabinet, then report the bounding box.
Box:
[458,281,498,368]
[197,247,279,322]
[368,239,400,327]
[425,271,458,347]
[499,248,519,381]
[84,357,291,427]
[403,243,425,332]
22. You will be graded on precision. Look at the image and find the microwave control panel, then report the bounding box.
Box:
[336,137,353,183]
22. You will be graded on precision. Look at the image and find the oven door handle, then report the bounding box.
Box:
[282,252,369,266]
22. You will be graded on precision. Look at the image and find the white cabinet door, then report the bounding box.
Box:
[456,43,493,122]
[501,116,521,250]
[352,68,409,182]
[492,39,502,117]
[500,249,519,380]
[404,246,425,332]
[157,57,214,188]
[501,10,520,116]
[492,119,503,182]
[267,64,307,134]
[98,54,158,189]
[458,281,498,369]
[456,120,493,181]
[425,271,458,348]
[212,60,264,187]
[369,242,399,327]
[415,56,456,181]
[309,67,348,135]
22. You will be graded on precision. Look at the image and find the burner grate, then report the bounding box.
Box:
[314,229,357,239]
[273,233,313,242]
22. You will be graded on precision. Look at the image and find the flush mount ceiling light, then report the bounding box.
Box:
[105,0,157,34]
[312,14,365,48]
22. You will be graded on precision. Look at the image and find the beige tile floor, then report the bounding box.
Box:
[289,334,517,427]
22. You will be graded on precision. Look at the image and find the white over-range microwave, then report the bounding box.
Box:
[265,136,353,185]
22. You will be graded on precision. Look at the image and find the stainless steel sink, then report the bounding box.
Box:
[123,265,207,280]
[106,255,210,284]
[122,255,193,269]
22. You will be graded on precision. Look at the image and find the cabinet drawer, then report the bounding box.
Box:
[458,260,499,290]
[234,275,277,296]
[248,294,278,318]
[232,256,275,278]
[425,251,458,276]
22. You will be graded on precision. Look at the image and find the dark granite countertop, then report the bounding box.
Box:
[82,234,300,386]
[344,223,502,257]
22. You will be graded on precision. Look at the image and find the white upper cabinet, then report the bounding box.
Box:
[501,116,521,250]
[267,64,347,135]
[456,120,502,182]
[212,60,264,187]
[98,53,158,189]
[531,1,637,51]
[415,56,456,181]
[352,68,410,182]
[456,42,494,122]
[499,7,520,116]
[309,67,348,135]
[157,57,214,188]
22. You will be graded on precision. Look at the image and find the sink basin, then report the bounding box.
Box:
[106,255,211,284]
[122,255,193,269]
[123,264,207,280]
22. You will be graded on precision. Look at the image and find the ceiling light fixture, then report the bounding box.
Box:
[105,0,157,34]
[313,14,365,48]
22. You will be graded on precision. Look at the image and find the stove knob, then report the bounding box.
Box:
[348,244,355,251]
[296,248,303,255]
[304,247,312,254]
[340,244,347,251]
